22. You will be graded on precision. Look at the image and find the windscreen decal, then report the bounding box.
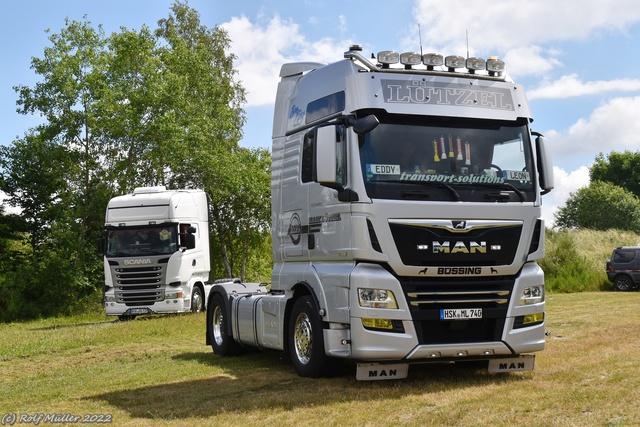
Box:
[381,79,514,111]
[366,165,532,184]
[367,164,401,175]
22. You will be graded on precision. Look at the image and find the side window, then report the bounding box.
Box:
[613,250,636,264]
[179,223,193,247]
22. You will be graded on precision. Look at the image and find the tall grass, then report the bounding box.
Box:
[542,228,640,292]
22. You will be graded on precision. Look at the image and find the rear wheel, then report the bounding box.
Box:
[288,295,334,378]
[208,293,242,355]
[614,275,634,291]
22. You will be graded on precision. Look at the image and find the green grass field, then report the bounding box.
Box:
[1,292,639,426]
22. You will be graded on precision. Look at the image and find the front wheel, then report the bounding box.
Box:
[208,293,242,356]
[614,275,635,291]
[191,286,204,313]
[288,295,334,378]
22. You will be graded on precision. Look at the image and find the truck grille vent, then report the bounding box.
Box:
[400,276,514,344]
[389,220,522,267]
[110,262,168,306]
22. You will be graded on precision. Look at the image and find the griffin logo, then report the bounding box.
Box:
[453,221,466,229]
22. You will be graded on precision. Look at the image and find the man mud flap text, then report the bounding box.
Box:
[488,355,535,373]
[356,363,409,380]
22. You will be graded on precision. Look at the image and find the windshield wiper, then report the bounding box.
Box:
[475,182,526,202]
[369,179,461,201]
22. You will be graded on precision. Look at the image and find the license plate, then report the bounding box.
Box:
[356,363,409,381]
[440,308,482,320]
[127,307,152,315]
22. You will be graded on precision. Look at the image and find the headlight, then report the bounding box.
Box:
[519,285,544,305]
[358,288,398,309]
[165,291,183,299]
[104,295,116,303]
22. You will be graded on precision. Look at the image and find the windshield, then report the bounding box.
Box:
[359,115,535,202]
[105,224,179,256]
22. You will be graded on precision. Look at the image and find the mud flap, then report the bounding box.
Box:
[356,363,409,380]
[488,355,535,373]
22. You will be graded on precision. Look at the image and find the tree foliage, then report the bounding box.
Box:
[590,151,640,198]
[554,181,640,232]
[0,1,270,321]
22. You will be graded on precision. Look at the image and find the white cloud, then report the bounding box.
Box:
[529,75,640,99]
[542,166,590,227]
[547,96,640,163]
[540,97,640,226]
[502,46,561,78]
[408,0,640,79]
[413,0,640,52]
[221,15,351,107]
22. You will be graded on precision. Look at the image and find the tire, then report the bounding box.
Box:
[191,286,204,313]
[208,293,242,356]
[288,295,334,378]
[614,275,634,292]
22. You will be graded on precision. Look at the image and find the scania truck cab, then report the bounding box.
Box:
[206,45,554,380]
[101,187,212,320]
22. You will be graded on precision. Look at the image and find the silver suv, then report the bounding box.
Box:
[606,246,640,291]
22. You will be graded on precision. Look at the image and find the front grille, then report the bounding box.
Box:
[401,276,515,344]
[109,260,168,306]
[389,219,523,267]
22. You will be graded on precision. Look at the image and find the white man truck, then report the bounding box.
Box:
[206,45,554,380]
[101,186,212,320]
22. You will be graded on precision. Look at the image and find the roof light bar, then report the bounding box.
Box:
[400,52,422,69]
[377,50,399,68]
[422,53,443,70]
[466,57,486,73]
[486,56,506,76]
[445,55,465,72]
[368,48,507,78]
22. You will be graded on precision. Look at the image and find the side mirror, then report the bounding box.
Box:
[315,126,338,183]
[352,114,379,135]
[97,231,106,255]
[536,135,554,195]
[183,226,197,250]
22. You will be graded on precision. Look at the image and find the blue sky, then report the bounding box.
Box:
[3,0,640,225]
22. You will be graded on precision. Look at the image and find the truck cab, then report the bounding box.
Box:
[207,45,554,379]
[101,187,211,320]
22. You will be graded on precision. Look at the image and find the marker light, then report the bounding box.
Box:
[358,288,398,309]
[377,50,399,67]
[400,52,422,69]
[422,53,444,69]
[486,56,506,76]
[466,57,486,73]
[445,55,465,71]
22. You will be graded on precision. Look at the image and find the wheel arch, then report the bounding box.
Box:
[205,282,240,345]
[282,281,325,356]
[613,273,636,291]
[192,281,206,310]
